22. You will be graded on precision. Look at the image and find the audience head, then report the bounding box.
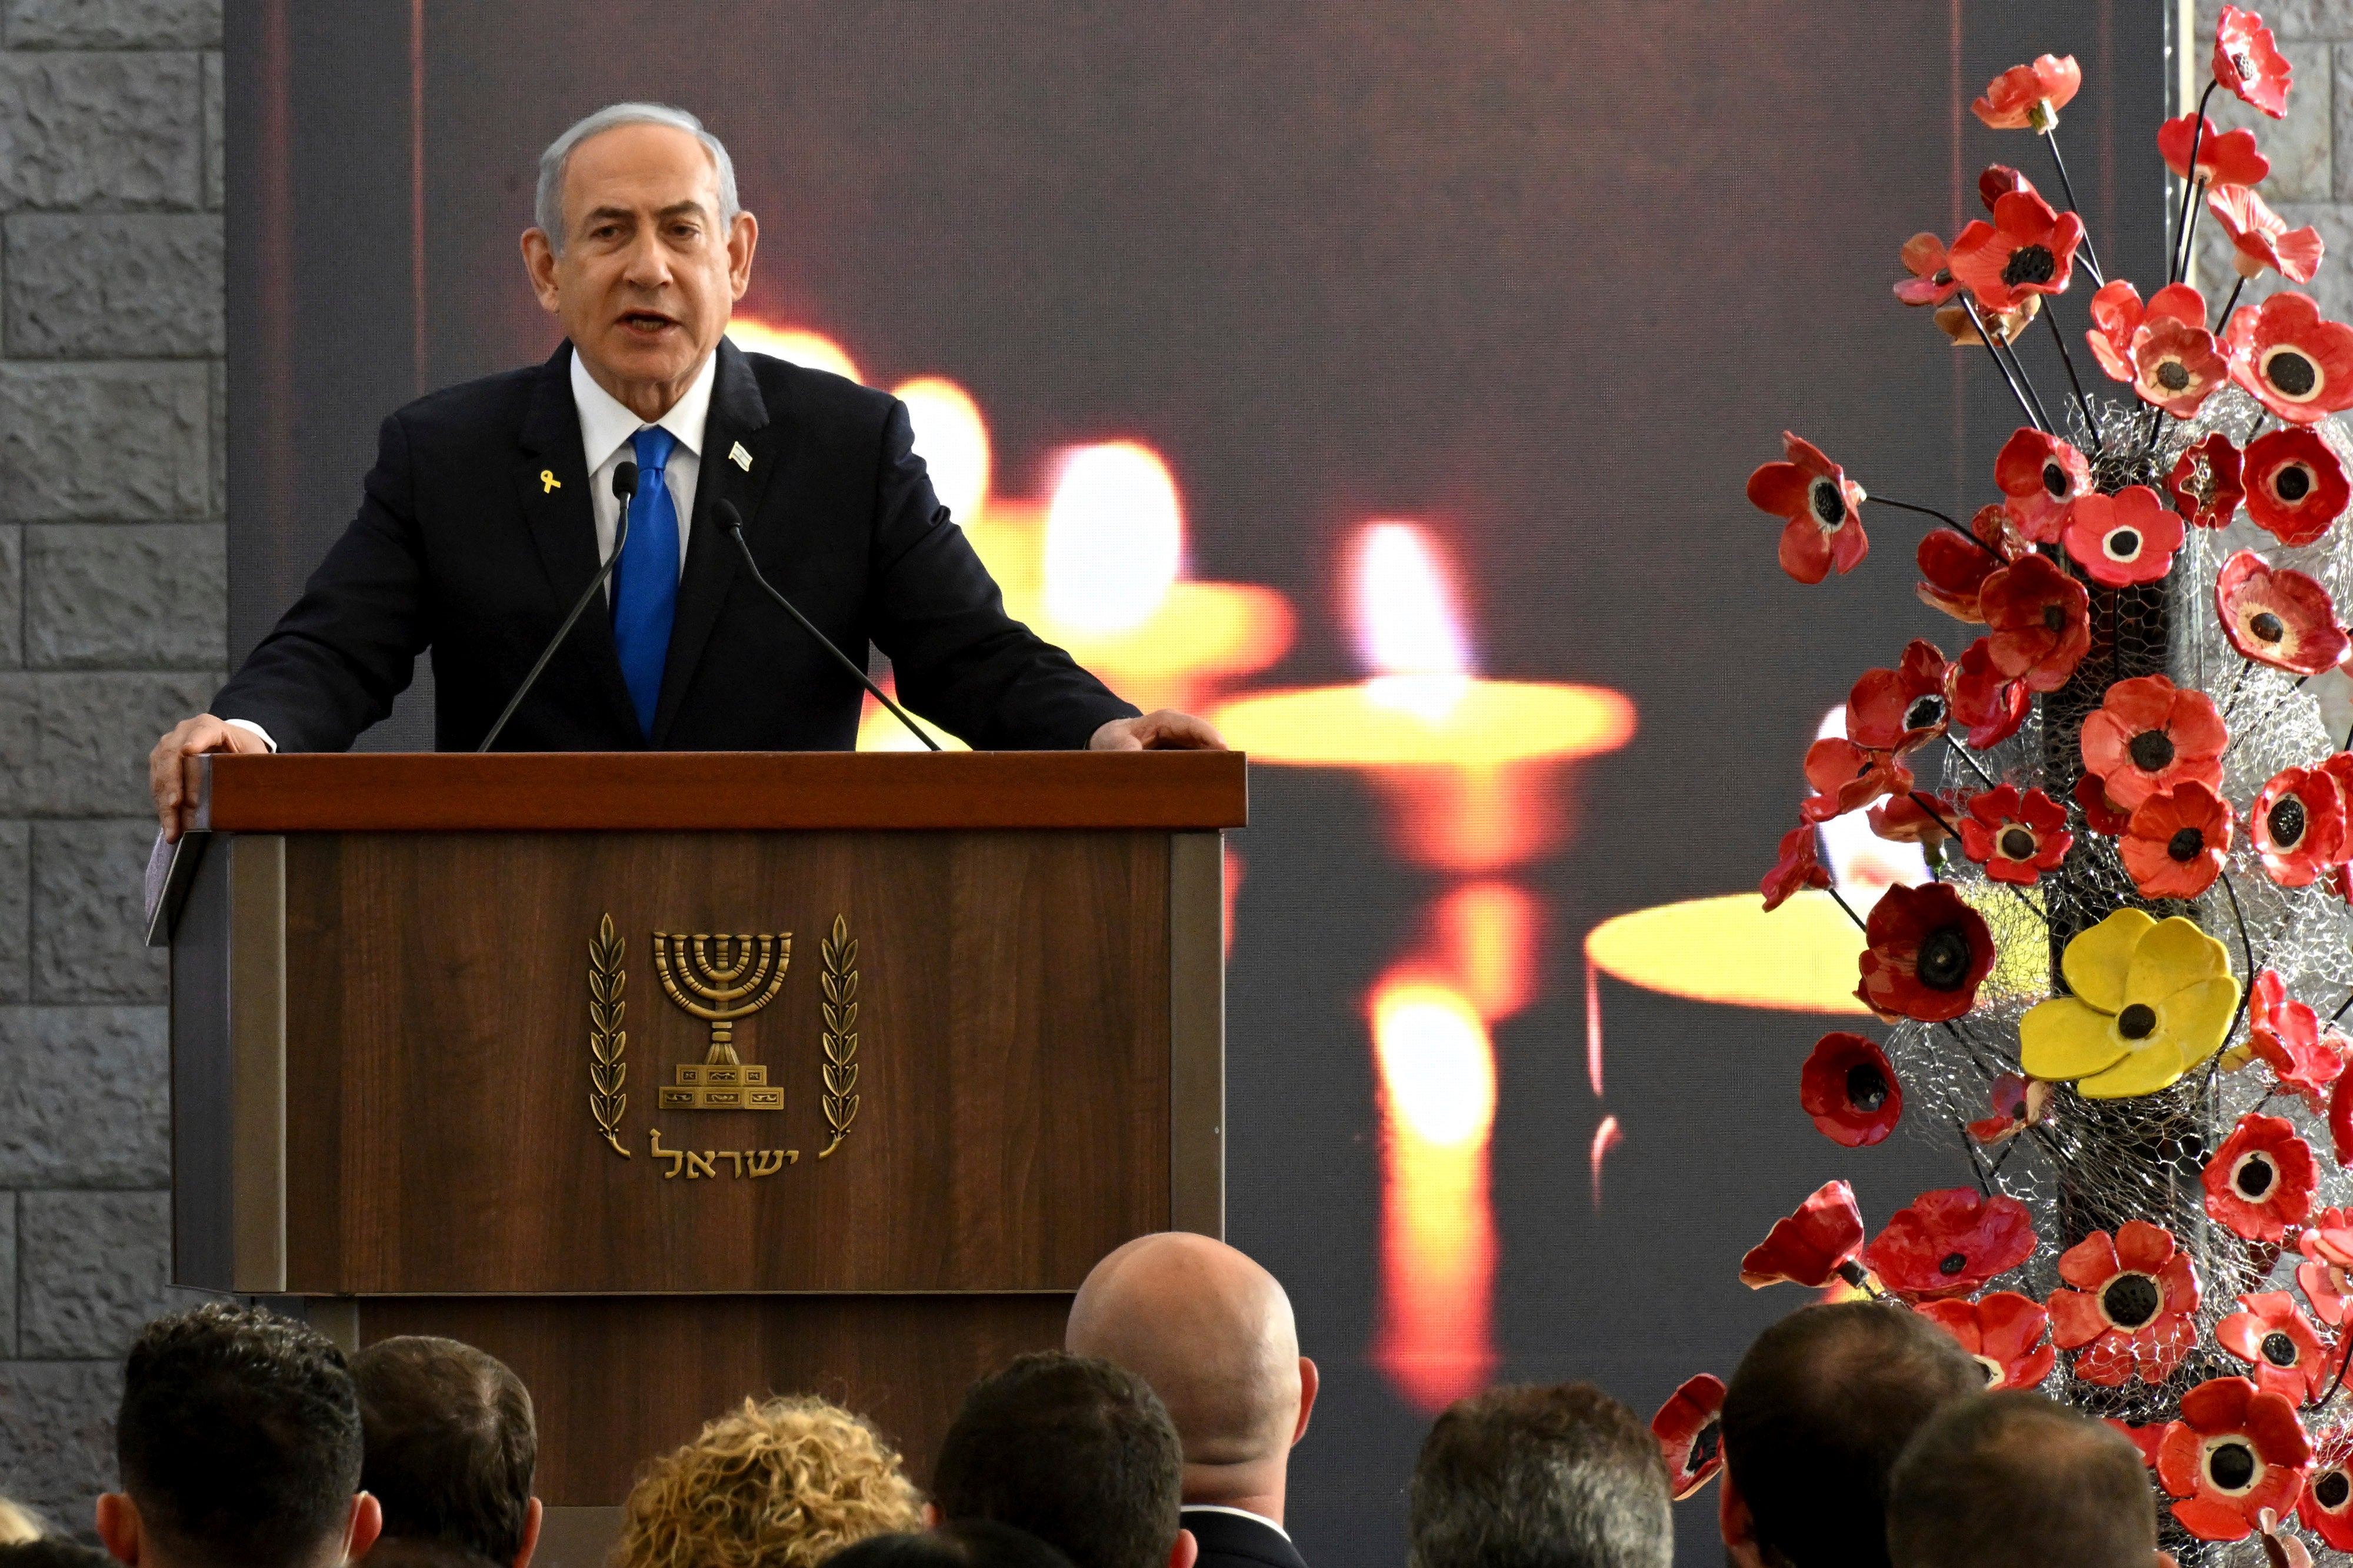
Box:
[1720,1302,1982,1568]
[1406,1382,1671,1568]
[612,1394,921,1568]
[828,1522,1078,1568]
[99,1303,378,1568]
[351,1336,539,1568]
[0,1544,112,1568]
[1065,1233,1318,1519]
[933,1352,1195,1568]
[1886,1391,2156,1568]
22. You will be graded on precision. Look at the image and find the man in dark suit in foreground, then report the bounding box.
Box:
[1065,1235,1317,1568]
[149,101,1219,838]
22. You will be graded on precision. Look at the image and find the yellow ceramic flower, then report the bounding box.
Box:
[2019,908,2239,1099]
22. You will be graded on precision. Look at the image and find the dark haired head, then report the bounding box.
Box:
[826,1522,1079,1568]
[1722,1302,1982,1568]
[1407,1383,1671,1568]
[114,1303,365,1568]
[352,1336,536,1565]
[932,1352,1184,1568]
[1887,1391,2155,1568]
[0,1542,113,1568]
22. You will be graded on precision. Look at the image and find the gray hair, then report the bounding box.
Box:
[534,102,740,252]
[1408,1383,1672,1568]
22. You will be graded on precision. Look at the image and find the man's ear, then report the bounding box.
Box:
[343,1492,384,1564]
[519,228,562,314]
[725,210,759,301]
[1292,1357,1319,1447]
[95,1493,141,1566]
[514,1496,545,1568]
[1168,1526,1198,1568]
[922,1504,942,1531]
[1718,1470,1767,1568]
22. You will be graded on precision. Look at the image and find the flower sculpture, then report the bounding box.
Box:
[2209,184,2324,284]
[2078,675,2226,810]
[1799,1032,1904,1147]
[2061,485,2184,585]
[2298,1211,2353,1326]
[2217,553,2351,675]
[2119,780,2234,900]
[1739,1180,1866,1290]
[1747,432,1867,583]
[1957,785,2072,885]
[2305,1453,2353,1552]
[2251,770,2349,886]
[2218,1292,2333,1404]
[2203,1112,2318,1243]
[1920,1291,2056,1390]
[2216,6,2293,118]
[2049,1222,2203,1387]
[1972,54,2081,131]
[2169,432,2247,528]
[1995,427,2092,542]
[2243,427,2350,545]
[2224,292,2353,423]
[2020,910,2239,1098]
[2158,1377,2312,1542]
[2240,970,2347,1109]
[1759,823,1829,912]
[1649,1374,1725,1500]
[2157,112,2270,188]
[1856,883,1995,1023]
[1862,1188,2037,1302]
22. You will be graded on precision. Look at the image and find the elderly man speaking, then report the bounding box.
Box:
[149,102,1219,836]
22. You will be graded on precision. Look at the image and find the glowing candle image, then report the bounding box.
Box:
[726,322,860,383]
[1368,975,1499,1416]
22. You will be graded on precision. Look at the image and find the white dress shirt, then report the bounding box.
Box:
[224,345,717,752]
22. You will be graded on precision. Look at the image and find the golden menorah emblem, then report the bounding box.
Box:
[652,931,791,1111]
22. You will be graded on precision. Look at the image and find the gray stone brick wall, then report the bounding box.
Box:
[0,0,216,1538]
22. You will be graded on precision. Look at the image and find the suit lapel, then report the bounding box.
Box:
[650,339,781,745]
[515,342,641,745]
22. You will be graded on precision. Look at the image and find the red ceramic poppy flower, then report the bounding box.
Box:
[1978,164,2037,211]
[1994,427,2093,542]
[1981,555,2091,692]
[1740,1180,1867,1289]
[2209,184,2325,283]
[2135,316,2232,419]
[2218,552,2351,675]
[2216,5,2294,119]
[2084,280,2205,383]
[1748,432,1868,584]
[1861,1187,2037,1303]
[1949,191,2085,313]
[2079,675,2228,810]
[2075,773,2134,835]
[1868,790,1958,853]
[2302,1450,2353,1552]
[2245,969,2348,1110]
[2220,1292,2334,1404]
[2049,1221,2202,1387]
[1958,785,2073,886]
[2244,427,2351,546]
[1915,506,2024,623]
[2254,769,2349,886]
[2108,1420,2169,1469]
[1921,1291,2057,1391]
[1651,1373,1725,1500]
[1847,641,1951,755]
[1933,295,2039,349]
[2225,292,2353,423]
[1894,232,1960,308]
[1799,1031,1903,1148]
[2169,433,2247,529]
[2062,486,2185,586]
[2158,1376,2312,1542]
[2336,1075,2353,1172]
[1967,1071,2053,1144]
[2122,781,2235,900]
[1855,882,1995,1023]
[2159,112,2273,188]
[2205,1112,2318,1243]
[1761,822,1830,913]
[1799,738,1914,825]
[1973,54,2082,131]
[1947,638,2031,748]
[2298,1210,2353,1325]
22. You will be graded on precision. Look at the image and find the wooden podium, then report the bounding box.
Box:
[162,750,1244,1554]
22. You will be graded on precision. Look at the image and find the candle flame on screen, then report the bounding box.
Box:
[726,322,861,384]
[1351,522,1473,722]
[1431,881,1539,1022]
[1044,442,1184,634]
[1585,954,1604,1099]
[1369,976,1499,1414]
[1589,1114,1624,1212]
[894,376,992,524]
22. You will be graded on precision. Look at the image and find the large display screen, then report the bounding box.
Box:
[227,4,2168,1560]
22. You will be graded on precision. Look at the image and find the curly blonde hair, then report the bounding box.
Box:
[611,1395,924,1568]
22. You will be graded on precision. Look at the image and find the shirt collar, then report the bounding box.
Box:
[1179,1505,1291,1542]
[569,343,718,473]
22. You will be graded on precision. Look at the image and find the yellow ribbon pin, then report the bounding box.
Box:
[540,470,561,493]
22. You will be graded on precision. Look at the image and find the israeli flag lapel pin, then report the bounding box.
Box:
[729,442,753,472]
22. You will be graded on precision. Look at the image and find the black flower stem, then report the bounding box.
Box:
[1960,295,2049,433]
[2139,399,2168,458]
[1985,1135,2023,1180]
[2171,82,2222,284]
[2215,274,2247,335]
[1826,883,1870,933]
[1867,496,2004,561]
[1955,1119,1993,1197]
[1996,327,2064,435]
[2040,128,2106,288]
[2334,988,2353,1023]
[1946,736,2005,792]
[2042,303,2107,452]
[2220,655,2253,726]
[2220,872,2257,1050]
[2315,1323,2353,1409]
[2179,179,2210,288]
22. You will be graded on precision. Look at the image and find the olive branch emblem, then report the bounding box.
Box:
[587,913,629,1157]
[819,913,859,1158]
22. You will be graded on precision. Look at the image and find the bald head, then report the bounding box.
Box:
[1066,1235,1315,1516]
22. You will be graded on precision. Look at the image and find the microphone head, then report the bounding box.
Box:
[612,460,639,501]
[716,500,745,535]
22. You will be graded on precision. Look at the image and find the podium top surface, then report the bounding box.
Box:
[188,750,1248,832]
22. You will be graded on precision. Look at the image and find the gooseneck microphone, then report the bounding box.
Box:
[716,500,942,752]
[476,461,640,753]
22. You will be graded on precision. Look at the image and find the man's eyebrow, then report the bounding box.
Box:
[578,199,710,226]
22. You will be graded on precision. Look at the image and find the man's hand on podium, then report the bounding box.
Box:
[1089,709,1227,751]
[149,714,271,842]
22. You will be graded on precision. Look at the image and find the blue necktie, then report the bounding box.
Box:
[611,425,680,738]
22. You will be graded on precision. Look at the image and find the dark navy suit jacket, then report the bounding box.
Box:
[1181,1508,1309,1568]
[214,339,1136,753]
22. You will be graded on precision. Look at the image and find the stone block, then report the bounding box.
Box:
[5,0,219,48]
[206,355,222,517]
[0,819,33,1003]
[0,52,201,211]
[0,1359,119,1535]
[2265,201,2353,319]
[0,1006,166,1186]
[2197,56,2330,201]
[0,362,208,520]
[0,671,218,815]
[32,818,164,1002]
[2201,0,2340,42]
[0,524,21,669]
[0,1196,15,1356]
[202,47,219,212]
[4,213,222,358]
[26,523,225,669]
[17,1189,171,1357]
